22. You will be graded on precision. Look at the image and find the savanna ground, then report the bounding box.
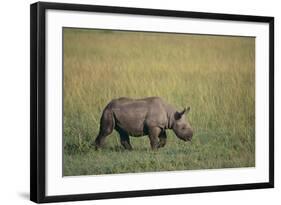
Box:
[63,28,255,176]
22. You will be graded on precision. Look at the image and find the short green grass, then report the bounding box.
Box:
[63,28,255,176]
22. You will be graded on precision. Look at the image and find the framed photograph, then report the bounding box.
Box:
[30,1,274,203]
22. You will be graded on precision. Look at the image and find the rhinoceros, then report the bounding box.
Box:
[94,97,193,150]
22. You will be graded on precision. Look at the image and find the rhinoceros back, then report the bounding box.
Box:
[106,97,167,136]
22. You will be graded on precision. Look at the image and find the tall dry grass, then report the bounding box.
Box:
[63,28,255,176]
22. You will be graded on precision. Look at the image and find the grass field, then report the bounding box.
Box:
[63,28,255,176]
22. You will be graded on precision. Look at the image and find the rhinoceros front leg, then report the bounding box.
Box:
[148,127,161,150]
[158,130,167,148]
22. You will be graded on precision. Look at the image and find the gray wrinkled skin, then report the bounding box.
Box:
[94,97,193,150]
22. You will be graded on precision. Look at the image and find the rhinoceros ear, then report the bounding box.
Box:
[175,107,191,120]
[175,108,187,120]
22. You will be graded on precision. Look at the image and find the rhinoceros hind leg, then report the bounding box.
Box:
[117,129,133,150]
[94,109,114,149]
[94,132,112,150]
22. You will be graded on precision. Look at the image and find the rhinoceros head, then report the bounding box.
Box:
[172,107,193,141]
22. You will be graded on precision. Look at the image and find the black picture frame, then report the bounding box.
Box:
[30,1,274,203]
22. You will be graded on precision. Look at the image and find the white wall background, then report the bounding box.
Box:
[0,0,279,204]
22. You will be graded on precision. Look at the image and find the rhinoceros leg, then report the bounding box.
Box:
[115,127,133,150]
[148,127,161,150]
[158,131,167,148]
[94,109,114,149]
[120,134,133,150]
